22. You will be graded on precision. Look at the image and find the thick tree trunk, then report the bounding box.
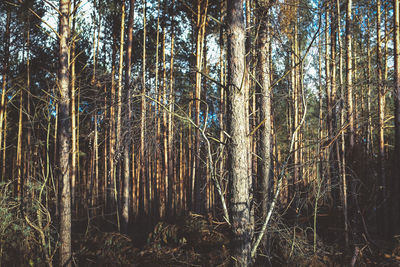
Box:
[226,0,253,265]
[58,0,72,265]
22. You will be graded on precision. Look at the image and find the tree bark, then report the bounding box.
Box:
[377,0,386,233]
[168,0,176,215]
[71,0,77,213]
[226,0,253,265]
[140,0,148,215]
[58,0,72,265]
[0,6,10,182]
[394,0,400,234]
[122,0,135,234]
[256,0,272,252]
[344,0,352,247]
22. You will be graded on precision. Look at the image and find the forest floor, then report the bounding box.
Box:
[71,210,400,267]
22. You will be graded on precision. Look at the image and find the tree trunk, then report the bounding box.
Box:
[109,11,118,216]
[0,6,10,181]
[394,0,400,234]
[58,0,72,265]
[155,0,161,219]
[140,0,148,215]
[168,0,176,215]
[256,0,272,252]
[344,0,352,247]
[377,0,386,233]
[122,0,135,233]
[161,19,167,218]
[71,0,77,213]
[226,0,252,265]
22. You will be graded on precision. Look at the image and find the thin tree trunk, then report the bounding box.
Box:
[109,12,118,216]
[58,0,72,265]
[122,0,135,233]
[140,0,148,215]
[2,112,6,181]
[218,0,226,215]
[16,71,23,197]
[324,6,332,203]
[376,0,386,232]
[256,0,272,252]
[0,6,10,181]
[367,21,373,154]
[161,19,167,218]
[168,0,176,215]
[344,0,352,247]
[113,0,126,231]
[330,0,338,204]
[25,17,31,188]
[393,0,400,234]
[71,0,77,212]
[155,0,161,218]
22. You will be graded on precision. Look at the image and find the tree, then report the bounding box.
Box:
[394,0,400,233]
[122,0,135,234]
[226,0,253,265]
[376,0,386,233]
[58,0,72,265]
[0,5,10,182]
[256,0,272,252]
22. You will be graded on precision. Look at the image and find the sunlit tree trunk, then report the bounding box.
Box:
[122,0,135,233]
[0,6,10,182]
[324,6,332,201]
[393,0,400,233]
[140,0,148,215]
[113,0,125,231]
[25,17,32,189]
[155,0,161,219]
[193,0,208,213]
[2,112,6,181]
[346,0,354,149]
[168,0,176,215]
[161,19,167,218]
[344,0,352,247]
[109,11,118,215]
[71,0,77,212]
[383,3,389,232]
[318,34,324,191]
[58,0,72,265]
[17,20,29,198]
[226,0,253,264]
[329,0,338,204]
[376,0,386,232]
